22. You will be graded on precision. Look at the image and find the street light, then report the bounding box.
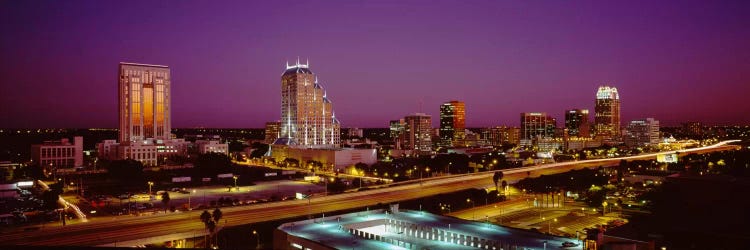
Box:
[147,181,154,195]
[188,189,196,211]
[252,230,260,249]
[233,176,239,191]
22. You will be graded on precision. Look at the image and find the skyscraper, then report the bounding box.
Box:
[439,100,465,147]
[118,63,171,142]
[565,109,590,138]
[520,112,556,140]
[595,86,621,139]
[404,113,432,152]
[276,60,340,148]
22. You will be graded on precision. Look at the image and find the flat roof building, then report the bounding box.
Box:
[31,136,83,169]
[520,112,556,140]
[404,113,433,153]
[440,101,466,147]
[275,208,580,250]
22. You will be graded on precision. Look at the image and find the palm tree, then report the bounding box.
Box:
[161,192,171,213]
[200,210,211,225]
[492,171,504,192]
[212,208,223,224]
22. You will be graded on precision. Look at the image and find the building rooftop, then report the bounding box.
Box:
[278,209,581,250]
[119,62,169,68]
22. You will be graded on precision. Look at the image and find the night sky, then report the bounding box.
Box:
[1,0,749,128]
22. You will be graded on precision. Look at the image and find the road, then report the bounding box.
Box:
[0,140,739,246]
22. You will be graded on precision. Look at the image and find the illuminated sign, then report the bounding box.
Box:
[17,181,34,187]
[656,153,678,163]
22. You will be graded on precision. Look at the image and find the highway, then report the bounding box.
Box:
[0,140,739,246]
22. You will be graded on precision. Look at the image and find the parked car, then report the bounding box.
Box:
[562,241,577,247]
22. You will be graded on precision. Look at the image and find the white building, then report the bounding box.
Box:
[195,140,229,155]
[31,136,83,169]
[97,138,189,166]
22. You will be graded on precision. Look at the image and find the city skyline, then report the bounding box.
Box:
[2,1,750,128]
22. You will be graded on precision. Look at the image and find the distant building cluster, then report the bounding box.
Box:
[377,84,662,157]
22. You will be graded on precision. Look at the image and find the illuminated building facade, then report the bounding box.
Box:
[97,62,206,166]
[390,119,406,150]
[520,112,556,140]
[481,126,521,146]
[625,118,660,147]
[595,86,621,139]
[404,113,432,153]
[439,100,465,147]
[565,109,590,138]
[275,60,340,148]
[265,121,281,144]
[118,63,171,143]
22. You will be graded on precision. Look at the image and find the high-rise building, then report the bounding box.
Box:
[595,86,621,139]
[275,60,340,148]
[520,112,556,140]
[439,101,465,147]
[625,118,660,147]
[404,113,432,152]
[98,62,198,166]
[265,121,281,144]
[390,119,406,150]
[118,63,171,143]
[565,109,590,138]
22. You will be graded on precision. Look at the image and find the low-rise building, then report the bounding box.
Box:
[96,139,190,166]
[270,145,376,172]
[31,136,83,169]
[195,140,229,155]
[274,208,580,250]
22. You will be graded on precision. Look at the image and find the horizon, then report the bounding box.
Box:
[2,1,749,128]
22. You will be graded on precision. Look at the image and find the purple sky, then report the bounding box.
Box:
[1,0,749,128]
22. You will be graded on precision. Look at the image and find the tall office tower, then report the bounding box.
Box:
[565,109,590,138]
[404,113,432,152]
[276,60,340,148]
[595,86,621,139]
[265,121,281,144]
[625,118,660,147]
[439,101,466,147]
[390,119,406,150]
[118,63,171,142]
[520,112,557,140]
